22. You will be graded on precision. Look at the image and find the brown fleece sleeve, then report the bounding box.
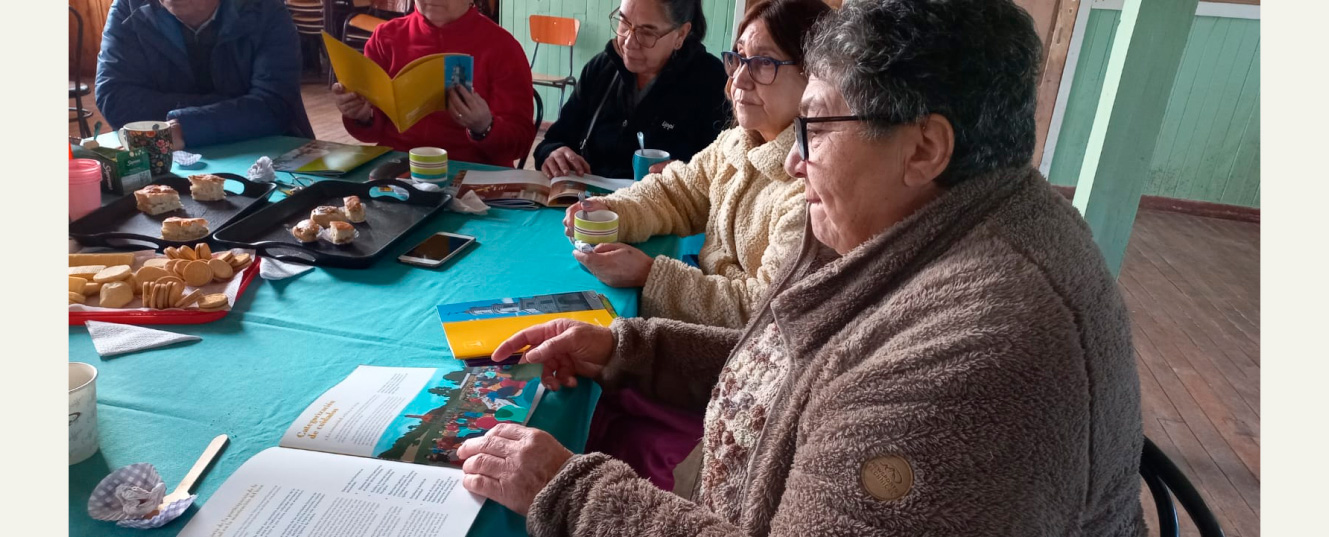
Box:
[597,317,740,413]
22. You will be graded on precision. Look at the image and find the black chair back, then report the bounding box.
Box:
[1140,437,1225,537]
[69,6,92,138]
[518,90,544,170]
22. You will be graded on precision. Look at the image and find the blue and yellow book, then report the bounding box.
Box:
[437,291,617,360]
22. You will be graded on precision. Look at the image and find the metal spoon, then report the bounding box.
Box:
[637,131,645,151]
[145,434,229,518]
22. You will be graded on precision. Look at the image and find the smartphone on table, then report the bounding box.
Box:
[398,232,477,268]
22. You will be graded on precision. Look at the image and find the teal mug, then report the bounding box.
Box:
[632,149,670,181]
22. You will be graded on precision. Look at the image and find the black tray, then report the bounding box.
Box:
[69,173,276,251]
[212,179,450,269]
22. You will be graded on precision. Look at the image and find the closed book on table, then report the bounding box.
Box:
[437,291,617,360]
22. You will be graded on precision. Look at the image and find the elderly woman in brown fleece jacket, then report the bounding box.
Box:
[455,1,1148,535]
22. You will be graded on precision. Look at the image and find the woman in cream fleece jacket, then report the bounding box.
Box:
[565,0,830,329]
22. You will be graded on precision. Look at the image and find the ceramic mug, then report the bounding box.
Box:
[632,149,670,182]
[410,147,449,183]
[69,362,100,465]
[573,209,620,244]
[118,121,173,176]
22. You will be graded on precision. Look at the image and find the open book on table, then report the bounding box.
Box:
[178,364,544,537]
[322,32,473,133]
[453,169,636,209]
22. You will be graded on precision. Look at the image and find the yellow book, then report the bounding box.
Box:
[322,32,474,133]
[443,310,616,360]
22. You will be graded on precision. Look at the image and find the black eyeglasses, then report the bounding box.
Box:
[721,51,796,85]
[794,116,872,160]
[609,8,677,49]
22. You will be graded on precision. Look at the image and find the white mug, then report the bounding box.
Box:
[69,362,100,465]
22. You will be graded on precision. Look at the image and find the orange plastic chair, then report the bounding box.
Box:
[529,15,581,105]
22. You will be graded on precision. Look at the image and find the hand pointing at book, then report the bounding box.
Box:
[491,319,614,392]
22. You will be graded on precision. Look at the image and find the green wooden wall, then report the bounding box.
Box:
[498,0,739,123]
[1048,10,1260,208]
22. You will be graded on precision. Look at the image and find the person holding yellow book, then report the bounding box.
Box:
[331,1,535,167]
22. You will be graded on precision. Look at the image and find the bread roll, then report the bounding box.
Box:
[310,206,348,227]
[161,217,209,241]
[134,185,183,215]
[327,221,356,245]
[291,219,320,243]
[342,196,366,223]
[188,174,227,201]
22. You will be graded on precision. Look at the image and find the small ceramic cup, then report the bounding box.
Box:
[632,149,671,182]
[410,147,449,183]
[69,362,100,465]
[118,121,173,176]
[573,209,620,244]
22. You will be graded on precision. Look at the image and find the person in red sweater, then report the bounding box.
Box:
[332,1,535,166]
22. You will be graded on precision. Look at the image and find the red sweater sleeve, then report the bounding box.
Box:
[471,33,536,165]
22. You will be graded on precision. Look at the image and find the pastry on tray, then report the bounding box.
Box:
[326,221,356,245]
[188,174,227,201]
[291,219,320,243]
[134,185,183,215]
[342,195,366,223]
[161,216,209,241]
[310,205,348,227]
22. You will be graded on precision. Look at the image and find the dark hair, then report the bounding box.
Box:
[805,0,1043,185]
[659,0,707,43]
[735,0,832,66]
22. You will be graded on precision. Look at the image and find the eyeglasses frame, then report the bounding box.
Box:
[609,8,679,49]
[720,51,797,86]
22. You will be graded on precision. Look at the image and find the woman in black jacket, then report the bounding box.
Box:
[534,0,730,179]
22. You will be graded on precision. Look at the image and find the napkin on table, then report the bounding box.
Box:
[85,321,201,358]
[259,256,314,280]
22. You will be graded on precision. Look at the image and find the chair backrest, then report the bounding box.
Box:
[1140,437,1226,537]
[518,90,545,170]
[69,6,83,84]
[529,15,580,47]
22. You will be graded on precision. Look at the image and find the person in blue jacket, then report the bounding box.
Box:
[95,0,314,149]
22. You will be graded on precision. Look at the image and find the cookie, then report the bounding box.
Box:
[157,275,185,289]
[208,258,234,281]
[163,247,179,259]
[174,289,204,309]
[100,281,133,308]
[168,280,185,306]
[179,245,198,261]
[196,243,212,259]
[141,282,152,305]
[229,253,251,268]
[69,252,135,267]
[198,293,228,311]
[93,265,133,283]
[143,258,170,269]
[183,261,213,287]
[135,266,170,286]
[69,292,85,305]
[155,282,170,310]
[69,276,87,293]
[70,265,105,279]
[215,251,235,264]
[85,282,103,295]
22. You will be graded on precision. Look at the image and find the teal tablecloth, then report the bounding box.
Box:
[68,136,678,536]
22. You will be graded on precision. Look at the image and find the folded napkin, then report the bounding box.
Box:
[85,321,201,358]
[447,189,489,215]
[173,151,203,169]
[259,256,314,280]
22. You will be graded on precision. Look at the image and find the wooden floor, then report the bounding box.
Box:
[72,83,1261,536]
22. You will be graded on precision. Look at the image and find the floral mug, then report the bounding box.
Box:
[118,121,173,176]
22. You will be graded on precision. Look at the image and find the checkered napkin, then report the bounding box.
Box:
[85,321,201,357]
[88,462,196,529]
[259,256,314,280]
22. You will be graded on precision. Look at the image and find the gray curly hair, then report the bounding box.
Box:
[805,0,1043,186]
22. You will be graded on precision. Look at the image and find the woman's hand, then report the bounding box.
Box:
[574,243,654,288]
[562,198,609,238]
[647,159,678,174]
[457,423,572,516]
[332,83,374,124]
[493,318,615,390]
[542,146,591,178]
[448,86,494,134]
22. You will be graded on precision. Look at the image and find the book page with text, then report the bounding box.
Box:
[280,366,436,458]
[178,447,483,537]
